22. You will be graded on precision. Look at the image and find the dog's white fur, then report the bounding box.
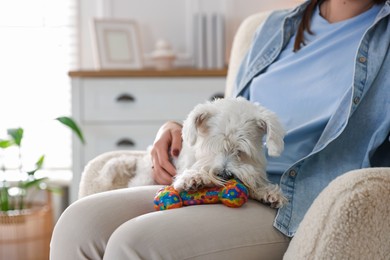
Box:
[98,97,288,208]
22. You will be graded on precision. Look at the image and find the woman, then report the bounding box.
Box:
[50,0,390,259]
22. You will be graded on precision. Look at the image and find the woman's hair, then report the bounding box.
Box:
[293,0,387,52]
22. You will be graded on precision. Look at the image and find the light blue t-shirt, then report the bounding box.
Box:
[246,4,381,182]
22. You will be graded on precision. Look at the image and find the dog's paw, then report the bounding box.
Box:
[251,184,288,208]
[173,170,213,191]
[264,190,288,208]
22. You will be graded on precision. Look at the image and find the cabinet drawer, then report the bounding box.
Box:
[83,124,162,163]
[81,77,225,122]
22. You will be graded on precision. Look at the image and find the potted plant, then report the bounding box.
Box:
[0,117,84,260]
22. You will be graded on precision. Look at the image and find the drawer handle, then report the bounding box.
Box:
[116,138,136,147]
[209,92,224,101]
[116,93,136,103]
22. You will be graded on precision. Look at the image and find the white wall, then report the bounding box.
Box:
[78,0,301,69]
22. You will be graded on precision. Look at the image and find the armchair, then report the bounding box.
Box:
[78,11,390,260]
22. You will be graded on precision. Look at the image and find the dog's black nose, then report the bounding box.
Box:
[217,169,234,180]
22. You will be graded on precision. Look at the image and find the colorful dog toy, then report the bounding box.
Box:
[153,179,249,210]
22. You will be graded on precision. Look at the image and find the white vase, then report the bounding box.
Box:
[151,39,176,70]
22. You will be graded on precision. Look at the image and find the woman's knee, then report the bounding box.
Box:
[104,212,164,260]
[50,187,162,259]
[50,196,108,259]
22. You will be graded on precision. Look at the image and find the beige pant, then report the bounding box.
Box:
[50,186,290,260]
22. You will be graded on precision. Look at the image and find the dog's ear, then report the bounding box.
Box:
[255,107,285,157]
[182,103,216,146]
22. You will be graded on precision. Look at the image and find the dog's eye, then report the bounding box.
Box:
[236,149,250,162]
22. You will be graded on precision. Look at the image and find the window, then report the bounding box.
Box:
[0,0,77,176]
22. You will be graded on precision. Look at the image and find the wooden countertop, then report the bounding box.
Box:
[68,68,228,78]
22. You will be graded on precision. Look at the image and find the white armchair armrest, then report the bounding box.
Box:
[78,150,147,199]
[284,167,390,259]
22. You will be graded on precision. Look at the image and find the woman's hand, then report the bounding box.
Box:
[151,121,183,185]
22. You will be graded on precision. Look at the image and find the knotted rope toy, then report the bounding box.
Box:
[153,178,249,210]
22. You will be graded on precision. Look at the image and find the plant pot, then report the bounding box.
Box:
[0,202,53,260]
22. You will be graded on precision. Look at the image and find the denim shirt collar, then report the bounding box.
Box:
[235,0,390,99]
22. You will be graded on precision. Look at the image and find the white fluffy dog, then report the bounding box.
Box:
[99,97,288,208]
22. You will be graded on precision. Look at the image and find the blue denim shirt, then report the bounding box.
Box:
[233,1,390,237]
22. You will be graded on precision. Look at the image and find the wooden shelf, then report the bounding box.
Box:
[68,68,228,78]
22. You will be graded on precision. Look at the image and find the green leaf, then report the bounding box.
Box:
[56,117,85,144]
[26,170,36,176]
[27,155,45,176]
[7,128,24,146]
[0,139,13,149]
[35,155,45,169]
[0,185,10,211]
[20,177,48,189]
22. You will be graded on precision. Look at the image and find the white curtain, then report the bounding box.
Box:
[0,0,78,175]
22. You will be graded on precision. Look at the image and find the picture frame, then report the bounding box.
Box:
[93,19,143,69]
